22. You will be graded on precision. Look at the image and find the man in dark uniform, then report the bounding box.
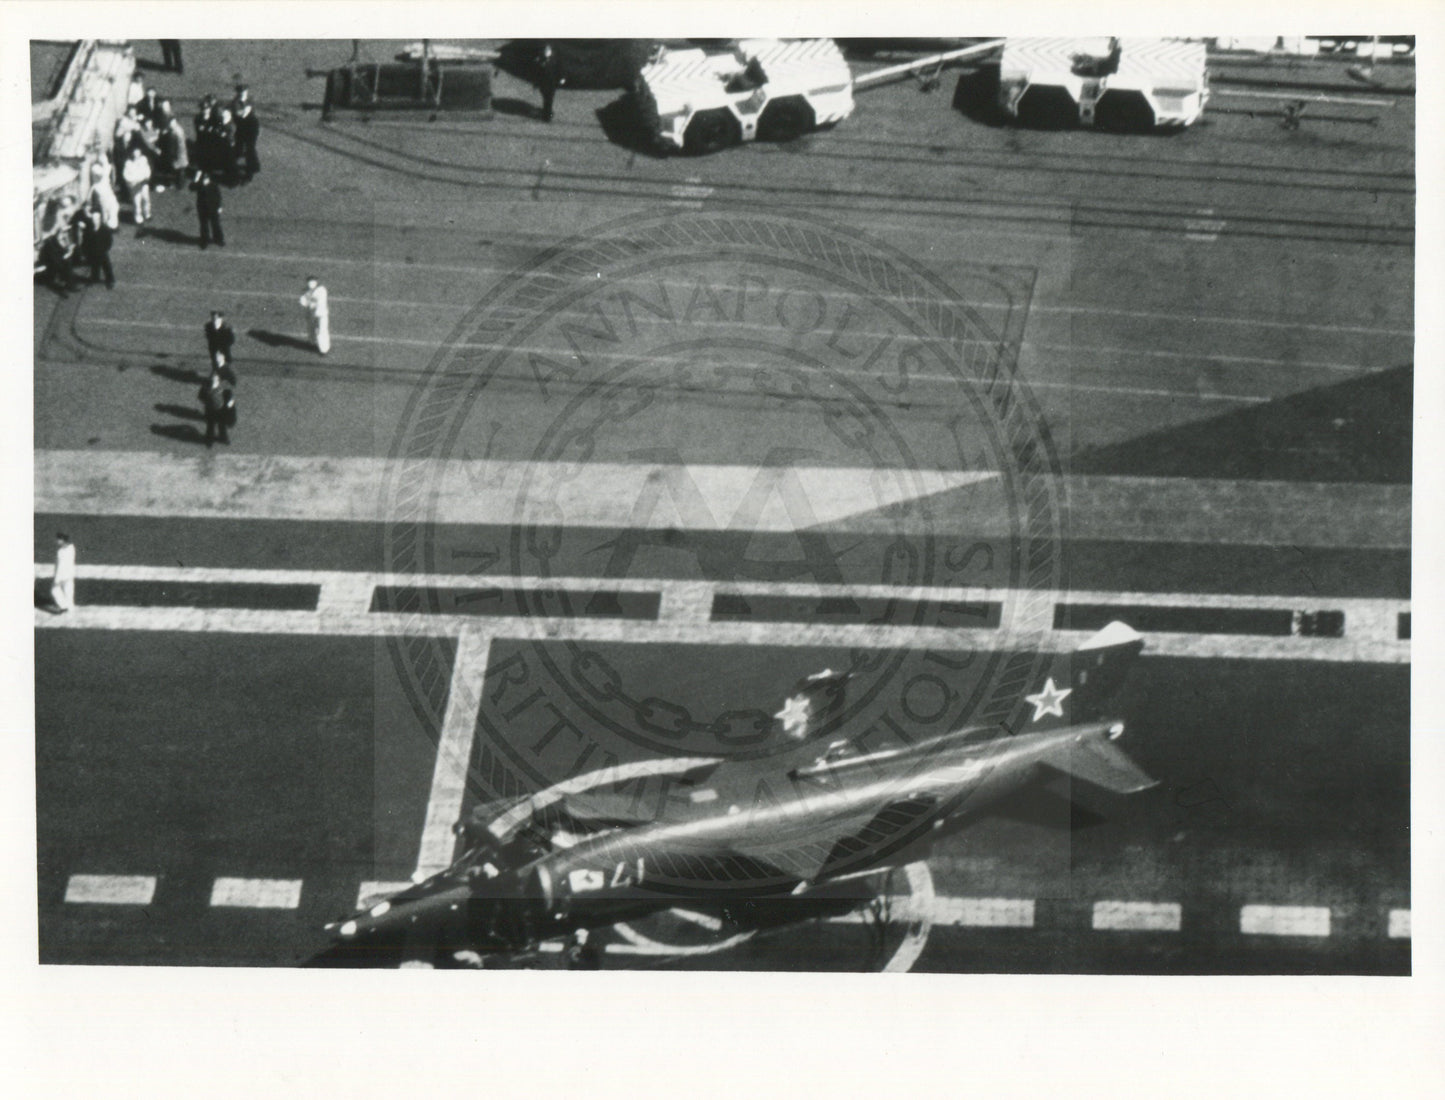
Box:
[194,97,219,174]
[192,171,224,249]
[137,86,164,128]
[232,86,261,181]
[81,208,115,288]
[203,310,235,374]
[536,43,562,122]
[198,371,231,447]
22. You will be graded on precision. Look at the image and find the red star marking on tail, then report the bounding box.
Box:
[1024,678,1072,722]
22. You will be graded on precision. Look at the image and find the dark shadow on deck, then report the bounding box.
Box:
[1072,365,1413,483]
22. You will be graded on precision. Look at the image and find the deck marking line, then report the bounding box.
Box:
[209,877,303,909]
[1240,904,1331,937]
[33,561,1412,619]
[37,450,1410,549]
[1387,909,1411,939]
[415,628,493,878]
[31,604,1411,664]
[64,874,157,905]
[1092,900,1183,931]
[933,896,1035,928]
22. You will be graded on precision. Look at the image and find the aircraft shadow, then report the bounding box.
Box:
[988,782,1112,830]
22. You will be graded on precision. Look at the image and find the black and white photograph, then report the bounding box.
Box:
[7,2,1440,1094]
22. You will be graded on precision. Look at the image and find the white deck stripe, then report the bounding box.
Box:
[1092,900,1182,931]
[35,560,1411,617]
[31,562,1412,663]
[1387,909,1411,939]
[1240,904,1331,937]
[31,604,1410,664]
[36,450,1409,549]
[209,877,304,909]
[34,450,993,533]
[933,896,1035,928]
[65,874,156,905]
[415,629,493,879]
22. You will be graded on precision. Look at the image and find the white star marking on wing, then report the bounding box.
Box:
[774,694,812,738]
[1024,677,1072,722]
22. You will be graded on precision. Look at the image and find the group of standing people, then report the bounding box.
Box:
[191,276,329,445]
[109,78,259,247]
[193,86,262,186]
[39,75,265,292]
[36,193,116,294]
[112,81,191,224]
[200,309,237,447]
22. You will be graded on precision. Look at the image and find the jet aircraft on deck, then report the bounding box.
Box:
[325,622,1154,965]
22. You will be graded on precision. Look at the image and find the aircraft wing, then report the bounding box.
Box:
[1042,736,1157,795]
[723,795,940,884]
[559,789,662,828]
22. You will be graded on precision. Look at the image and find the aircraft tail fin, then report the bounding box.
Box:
[1017,621,1143,733]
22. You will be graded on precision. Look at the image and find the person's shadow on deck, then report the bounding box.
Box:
[248,328,313,352]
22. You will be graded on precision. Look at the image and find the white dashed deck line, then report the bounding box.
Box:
[36,560,1411,613]
[1240,904,1332,937]
[1092,900,1182,932]
[356,882,416,910]
[31,560,1410,647]
[1387,909,1411,939]
[933,896,1035,928]
[414,629,493,879]
[209,878,303,909]
[55,878,1409,947]
[65,874,156,905]
[32,602,1411,664]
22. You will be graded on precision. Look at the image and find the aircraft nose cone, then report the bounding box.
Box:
[326,881,474,942]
